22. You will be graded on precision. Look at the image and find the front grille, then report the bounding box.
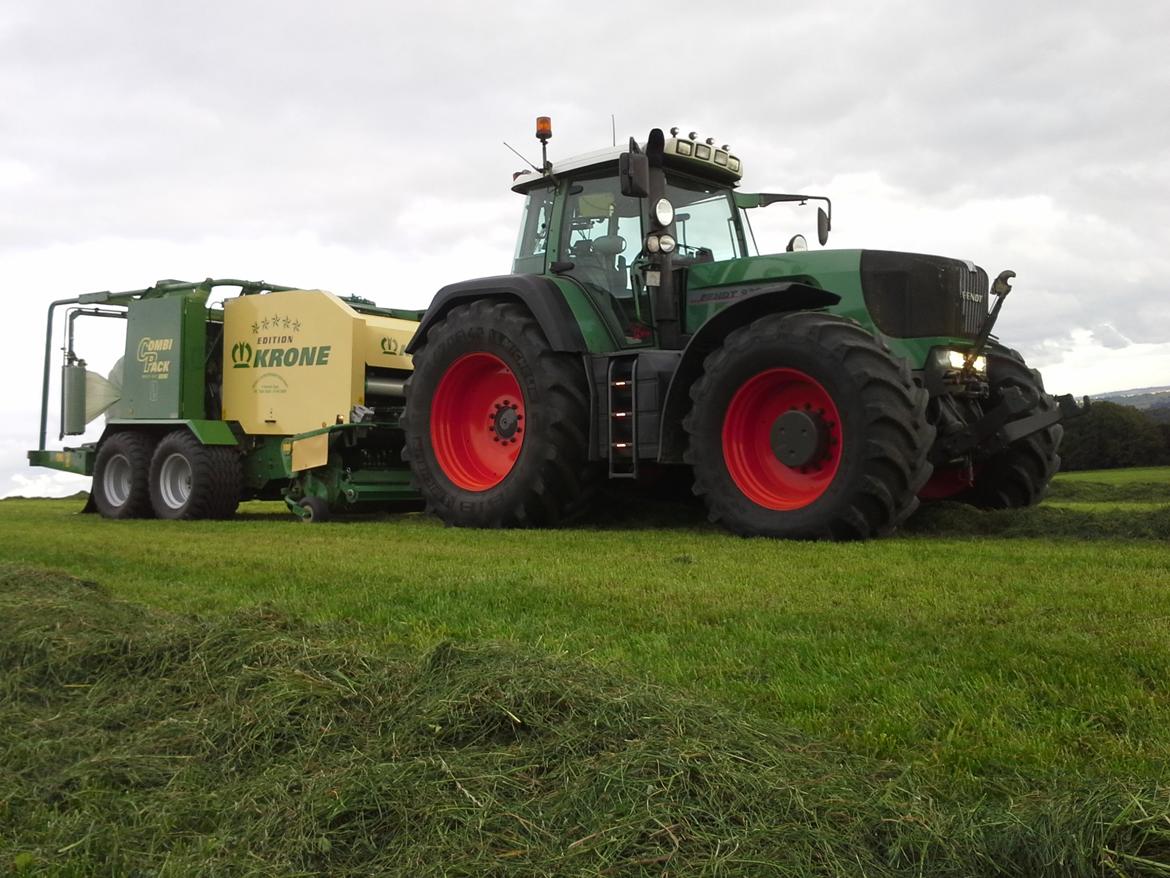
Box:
[860,251,989,339]
[958,264,989,336]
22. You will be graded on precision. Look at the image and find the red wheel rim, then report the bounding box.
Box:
[721,368,843,510]
[431,353,525,491]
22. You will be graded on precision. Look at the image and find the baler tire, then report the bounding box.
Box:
[299,496,330,523]
[684,312,935,540]
[403,300,598,528]
[149,430,243,521]
[957,349,1063,509]
[92,431,156,519]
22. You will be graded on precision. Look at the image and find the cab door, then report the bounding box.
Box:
[557,175,653,347]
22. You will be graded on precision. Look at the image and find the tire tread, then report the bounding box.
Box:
[684,312,934,540]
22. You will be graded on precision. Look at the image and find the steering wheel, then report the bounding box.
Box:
[591,235,627,257]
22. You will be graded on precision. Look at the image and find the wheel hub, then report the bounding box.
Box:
[721,367,844,511]
[491,403,521,441]
[770,408,829,469]
[430,352,526,492]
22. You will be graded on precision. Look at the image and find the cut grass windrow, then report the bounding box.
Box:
[2,566,1169,877]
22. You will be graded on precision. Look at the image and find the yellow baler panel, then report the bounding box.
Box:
[223,290,365,436]
[361,315,416,371]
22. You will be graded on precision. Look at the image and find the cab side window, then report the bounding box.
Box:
[512,187,554,274]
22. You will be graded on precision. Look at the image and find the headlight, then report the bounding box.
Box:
[654,198,674,227]
[944,350,988,373]
[645,235,661,253]
[658,234,676,253]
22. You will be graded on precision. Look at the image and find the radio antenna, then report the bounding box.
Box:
[611,114,616,147]
[502,140,541,174]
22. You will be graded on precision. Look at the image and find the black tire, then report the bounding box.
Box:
[148,430,243,520]
[403,300,598,528]
[684,312,935,540]
[958,348,1063,508]
[299,496,330,523]
[92,431,155,519]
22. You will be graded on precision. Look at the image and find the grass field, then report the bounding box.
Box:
[2,467,1169,874]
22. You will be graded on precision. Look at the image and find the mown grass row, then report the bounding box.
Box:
[0,470,1168,794]
[2,566,1168,876]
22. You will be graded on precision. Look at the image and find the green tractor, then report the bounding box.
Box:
[401,120,1072,539]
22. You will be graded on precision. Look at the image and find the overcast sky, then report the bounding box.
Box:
[3,0,1168,497]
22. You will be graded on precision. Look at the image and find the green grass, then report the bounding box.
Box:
[1045,501,1167,512]
[1,469,1169,873]
[3,566,1169,876]
[1047,467,1170,504]
[1053,466,1170,484]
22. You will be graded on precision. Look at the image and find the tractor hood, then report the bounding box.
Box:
[684,249,990,341]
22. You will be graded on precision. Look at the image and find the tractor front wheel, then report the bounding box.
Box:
[404,300,597,528]
[958,349,1063,508]
[92,431,155,519]
[685,312,934,540]
[148,430,242,520]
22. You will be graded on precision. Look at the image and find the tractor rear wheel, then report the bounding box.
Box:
[148,430,242,520]
[92,431,155,519]
[958,349,1063,508]
[403,300,598,528]
[684,312,934,540]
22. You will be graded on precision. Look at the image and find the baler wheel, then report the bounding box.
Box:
[957,348,1063,508]
[92,431,155,519]
[148,430,242,520]
[403,300,598,528]
[298,496,330,523]
[684,312,934,540]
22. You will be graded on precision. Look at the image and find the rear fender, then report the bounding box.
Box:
[406,275,587,354]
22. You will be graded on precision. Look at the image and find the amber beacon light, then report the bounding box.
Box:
[535,116,552,142]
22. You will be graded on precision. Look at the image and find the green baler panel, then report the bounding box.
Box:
[110,294,208,420]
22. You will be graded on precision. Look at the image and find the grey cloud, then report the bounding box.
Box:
[1,0,1167,381]
[1091,324,1131,350]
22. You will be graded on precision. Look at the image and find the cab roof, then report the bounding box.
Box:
[510,137,742,194]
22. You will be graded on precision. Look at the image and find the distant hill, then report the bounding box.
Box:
[1093,386,1170,423]
[1094,385,1170,406]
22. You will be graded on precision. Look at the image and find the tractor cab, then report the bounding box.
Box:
[510,125,830,350]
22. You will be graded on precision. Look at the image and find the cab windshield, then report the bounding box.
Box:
[663,178,746,262]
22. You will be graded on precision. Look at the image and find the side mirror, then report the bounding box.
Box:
[619,152,649,198]
[817,206,831,246]
[814,207,833,245]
